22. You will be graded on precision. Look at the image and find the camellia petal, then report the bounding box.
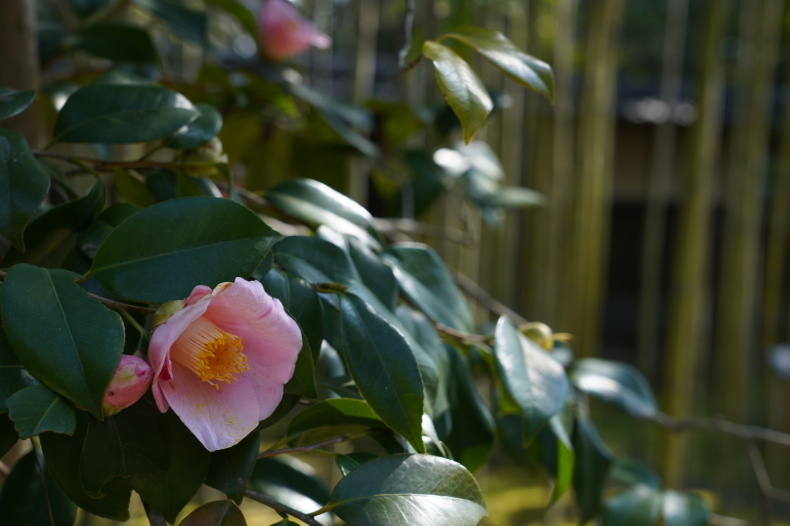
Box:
[258,0,331,61]
[148,278,302,451]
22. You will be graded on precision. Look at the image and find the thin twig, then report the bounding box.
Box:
[244,488,324,526]
[450,268,528,326]
[398,0,417,70]
[258,435,350,459]
[650,412,790,448]
[434,322,491,345]
[744,440,790,503]
[373,218,477,245]
[119,309,150,337]
[86,292,157,314]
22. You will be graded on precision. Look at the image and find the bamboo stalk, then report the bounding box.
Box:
[637,0,690,382]
[569,0,626,356]
[662,0,727,488]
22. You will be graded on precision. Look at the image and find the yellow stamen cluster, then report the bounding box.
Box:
[171,316,249,390]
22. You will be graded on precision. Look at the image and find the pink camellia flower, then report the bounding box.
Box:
[148,278,302,451]
[258,0,331,61]
[102,355,154,416]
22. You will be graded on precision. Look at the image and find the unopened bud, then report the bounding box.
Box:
[102,355,153,416]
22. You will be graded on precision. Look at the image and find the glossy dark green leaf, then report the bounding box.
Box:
[89,197,279,302]
[287,398,385,447]
[266,179,381,249]
[572,415,613,523]
[384,243,474,332]
[0,327,37,412]
[250,457,330,513]
[603,484,662,526]
[206,430,260,504]
[40,413,133,520]
[1,179,104,268]
[73,23,159,63]
[0,129,50,250]
[111,168,157,207]
[324,454,487,526]
[1,265,124,418]
[52,84,199,144]
[422,41,492,144]
[0,450,76,526]
[171,103,223,149]
[0,413,19,457]
[494,317,570,443]
[204,0,257,39]
[77,202,141,259]
[0,87,36,120]
[273,236,357,285]
[80,398,170,497]
[440,346,494,473]
[661,490,709,526]
[179,500,247,526]
[131,411,210,523]
[442,27,555,102]
[570,358,658,418]
[6,385,76,438]
[336,452,377,476]
[339,294,425,453]
[347,238,398,311]
[131,0,207,43]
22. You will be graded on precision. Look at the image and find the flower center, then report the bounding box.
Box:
[171,316,249,389]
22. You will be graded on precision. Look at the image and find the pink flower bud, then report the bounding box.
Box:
[102,355,154,416]
[258,0,331,61]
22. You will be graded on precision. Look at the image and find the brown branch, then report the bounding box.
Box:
[244,488,324,526]
[0,460,9,477]
[434,322,491,345]
[744,440,790,503]
[373,218,477,245]
[450,268,528,326]
[258,435,350,459]
[650,412,790,448]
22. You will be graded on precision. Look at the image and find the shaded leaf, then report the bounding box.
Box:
[0,87,36,120]
[1,265,124,418]
[570,358,658,418]
[6,385,76,438]
[171,103,223,149]
[0,450,76,526]
[0,413,19,458]
[324,454,487,526]
[0,129,50,250]
[89,197,279,302]
[422,41,492,143]
[131,0,207,43]
[494,317,569,443]
[73,23,159,63]
[205,0,257,39]
[179,500,247,526]
[0,327,37,412]
[250,457,330,514]
[206,431,260,504]
[442,27,554,102]
[287,398,385,445]
[336,452,377,476]
[572,415,613,523]
[339,294,425,453]
[272,235,357,285]
[52,84,199,144]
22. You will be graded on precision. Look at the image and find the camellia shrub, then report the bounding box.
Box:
[0,1,743,525]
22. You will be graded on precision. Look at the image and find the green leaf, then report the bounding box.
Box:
[204,0,257,39]
[52,84,199,144]
[0,87,36,120]
[266,179,381,249]
[112,168,157,207]
[347,238,398,311]
[608,457,661,490]
[339,294,425,453]
[603,484,662,526]
[324,454,487,526]
[6,385,76,438]
[272,236,357,285]
[40,413,132,520]
[0,129,50,250]
[131,0,207,43]
[472,186,545,209]
[572,415,613,523]
[170,103,223,149]
[336,452,377,476]
[0,413,19,457]
[548,415,575,504]
[72,23,159,63]
[287,398,385,445]
[440,346,494,473]
[1,179,104,268]
[131,410,210,523]
[250,457,330,512]
[570,358,658,418]
[1,265,124,418]
[384,243,474,332]
[206,431,260,504]
[661,490,709,526]
[422,41,492,144]
[0,450,76,526]
[80,397,170,497]
[0,327,37,412]
[179,500,246,526]
[494,317,570,443]
[441,27,555,103]
[89,197,279,302]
